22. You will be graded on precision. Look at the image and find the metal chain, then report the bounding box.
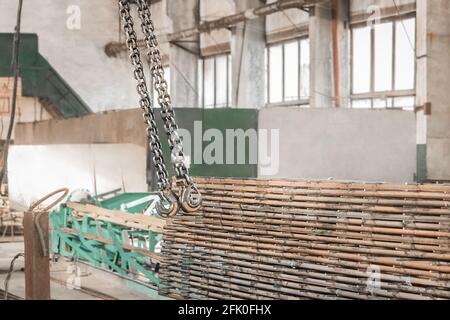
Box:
[136,0,193,187]
[119,0,202,215]
[118,0,171,191]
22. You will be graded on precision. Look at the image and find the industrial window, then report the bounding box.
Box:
[351,16,416,110]
[266,38,310,106]
[199,54,232,108]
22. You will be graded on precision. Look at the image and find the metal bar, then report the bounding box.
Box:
[160,177,450,300]
[23,212,51,300]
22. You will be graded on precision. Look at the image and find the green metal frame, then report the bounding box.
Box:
[49,192,167,299]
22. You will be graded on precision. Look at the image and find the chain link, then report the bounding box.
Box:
[118,0,171,191]
[119,0,200,211]
[136,0,193,187]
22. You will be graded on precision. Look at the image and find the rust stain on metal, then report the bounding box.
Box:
[331,0,341,108]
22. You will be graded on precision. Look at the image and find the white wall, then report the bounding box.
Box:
[8,144,147,210]
[258,108,417,183]
[0,0,170,113]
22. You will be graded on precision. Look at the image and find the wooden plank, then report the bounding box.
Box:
[67,202,166,233]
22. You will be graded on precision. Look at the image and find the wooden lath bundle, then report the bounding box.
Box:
[159,178,450,300]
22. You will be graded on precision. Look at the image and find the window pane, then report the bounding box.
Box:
[215,55,228,107]
[393,96,415,110]
[269,45,283,103]
[374,22,393,92]
[352,26,371,94]
[300,39,310,99]
[395,18,416,90]
[373,98,388,109]
[352,99,372,109]
[204,57,215,108]
[284,41,299,101]
[386,98,393,108]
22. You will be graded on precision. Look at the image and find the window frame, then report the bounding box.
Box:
[350,13,417,110]
[266,37,310,107]
[200,53,232,109]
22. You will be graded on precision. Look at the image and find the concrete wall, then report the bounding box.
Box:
[0,0,170,113]
[8,144,147,210]
[258,108,417,183]
[14,108,146,146]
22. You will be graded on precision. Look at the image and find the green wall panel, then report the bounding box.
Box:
[151,108,258,181]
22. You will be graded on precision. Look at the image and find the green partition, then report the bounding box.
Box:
[154,108,258,179]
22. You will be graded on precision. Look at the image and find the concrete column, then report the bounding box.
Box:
[309,0,350,108]
[416,0,450,182]
[231,0,266,109]
[167,0,200,108]
[309,2,333,108]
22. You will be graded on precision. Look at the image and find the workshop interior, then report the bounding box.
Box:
[0,0,449,301]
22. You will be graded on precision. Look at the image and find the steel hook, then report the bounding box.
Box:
[156,190,180,218]
[180,185,202,213]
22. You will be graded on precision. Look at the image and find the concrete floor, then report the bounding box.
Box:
[0,240,155,300]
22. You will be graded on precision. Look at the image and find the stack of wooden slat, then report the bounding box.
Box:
[160,178,450,300]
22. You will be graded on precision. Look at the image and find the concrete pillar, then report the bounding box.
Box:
[167,0,200,108]
[231,0,266,109]
[309,2,333,108]
[416,0,450,182]
[309,0,350,108]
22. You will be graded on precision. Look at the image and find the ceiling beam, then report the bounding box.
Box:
[105,0,320,57]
